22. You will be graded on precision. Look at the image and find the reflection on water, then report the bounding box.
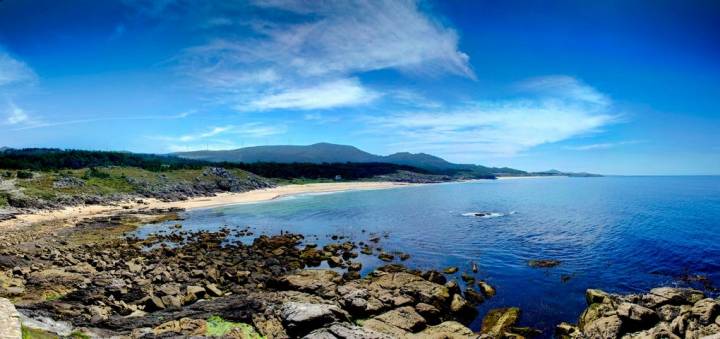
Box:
[136,176,720,336]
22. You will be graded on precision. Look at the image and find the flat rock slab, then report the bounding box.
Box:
[0,297,21,339]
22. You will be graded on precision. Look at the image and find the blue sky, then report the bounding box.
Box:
[0,0,718,175]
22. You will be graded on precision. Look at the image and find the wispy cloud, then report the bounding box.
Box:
[246,78,379,111]
[0,50,36,87]
[565,140,643,151]
[172,0,473,111]
[153,122,287,143]
[5,101,29,125]
[365,76,620,160]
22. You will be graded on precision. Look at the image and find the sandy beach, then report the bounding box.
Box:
[0,181,415,230]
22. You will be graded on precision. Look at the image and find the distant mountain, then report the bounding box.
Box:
[532,169,602,177]
[0,147,9,153]
[176,143,526,175]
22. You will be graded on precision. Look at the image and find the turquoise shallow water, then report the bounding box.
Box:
[137,176,720,336]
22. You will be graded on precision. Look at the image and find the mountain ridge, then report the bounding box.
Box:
[175,142,526,175]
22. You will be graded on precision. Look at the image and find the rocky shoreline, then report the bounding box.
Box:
[0,208,532,338]
[0,207,717,338]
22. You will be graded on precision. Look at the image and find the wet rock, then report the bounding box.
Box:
[422,270,447,285]
[464,288,485,305]
[481,307,520,337]
[443,267,459,274]
[449,294,475,317]
[378,252,394,262]
[527,259,560,268]
[579,302,614,330]
[280,302,349,337]
[445,280,461,296]
[478,281,496,298]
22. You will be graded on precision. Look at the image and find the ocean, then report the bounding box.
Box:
[136,176,720,336]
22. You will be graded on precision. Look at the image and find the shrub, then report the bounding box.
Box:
[16,170,33,179]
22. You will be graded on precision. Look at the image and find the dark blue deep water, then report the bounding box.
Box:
[137,176,720,336]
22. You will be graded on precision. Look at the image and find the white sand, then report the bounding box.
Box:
[1,181,415,229]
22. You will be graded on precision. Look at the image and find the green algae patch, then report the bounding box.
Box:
[206,315,265,338]
[21,326,59,339]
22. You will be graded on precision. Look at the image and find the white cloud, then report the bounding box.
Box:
[4,101,29,125]
[154,122,287,144]
[246,78,378,111]
[0,51,36,87]
[366,76,619,160]
[174,0,473,111]
[565,140,643,151]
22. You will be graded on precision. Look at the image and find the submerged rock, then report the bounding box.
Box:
[527,259,561,268]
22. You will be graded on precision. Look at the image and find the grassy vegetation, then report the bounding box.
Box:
[0,192,8,207]
[21,326,58,339]
[206,315,265,338]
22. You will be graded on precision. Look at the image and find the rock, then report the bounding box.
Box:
[363,318,411,337]
[481,307,520,336]
[160,295,182,310]
[280,302,350,337]
[373,306,427,332]
[527,259,560,268]
[691,298,719,325]
[304,322,392,339]
[624,322,680,339]
[644,287,705,308]
[478,281,495,298]
[408,321,476,338]
[399,253,411,261]
[415,303,441,325]
[328,256,344,268]
[185,285,206,304]
[656,304,684,322]
[579,302,614,330]
[252,314,288,339]
[206,283,224,297]
[348,262,362,272]
[0,297,21,339]
[450,294,475,317]
[378,252,394,262]
[464,288,485,305]
[444,267,459,274]
[276,270,340,298]
[372,272,450,309]
[153,317,207,336]
[423,270,447,285]
[555,322,581,339]
[142,294,166,312]
[583,315,622,339]
[617,302,658,329]
[586,289,611,305]
[445,280,461,296]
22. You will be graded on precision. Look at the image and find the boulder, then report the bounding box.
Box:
[444,267,459,274]
[478,281,496,298]
[280,302,350,337]
[408,321,477,338]
[617,302,658,330]
[303,322,392,339]
[415,303,441,325]
[450,294,475,317]
[643,287,704,308]
[276,270,340,298]
[690,298,719,325]
[481,307,520,337]
[555,322,581,339]
[583,315,622,339]
[623,322,680,339]
[585,289,611,305]
[373,306,427,332]
[363,318,411,337]
[579,302,614,330]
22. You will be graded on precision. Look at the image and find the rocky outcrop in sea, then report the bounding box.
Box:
[558,288,720,338]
